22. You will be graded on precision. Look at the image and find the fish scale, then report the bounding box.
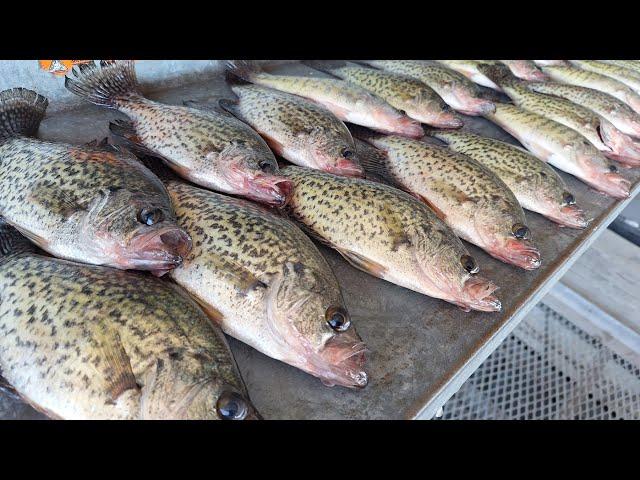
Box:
[163,180,368,388]
[430,130,587,229]
[0,223,257,419]
[279,166,502,313]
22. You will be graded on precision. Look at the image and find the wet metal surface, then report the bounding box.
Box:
[1,62,639,420]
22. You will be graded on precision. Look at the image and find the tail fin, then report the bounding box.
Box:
[65,60,141,108]
[0,88,48,140]
[224,60,264,83]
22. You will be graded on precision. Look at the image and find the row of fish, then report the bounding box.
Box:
[0,59,637,419]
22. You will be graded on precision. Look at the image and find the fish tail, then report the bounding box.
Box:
[65,60,141,108]
[0,88,48,140]
[224,60,264,83]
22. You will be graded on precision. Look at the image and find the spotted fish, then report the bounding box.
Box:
[309,63,463,128]
[0,88,191,275]
[480,64,640,167]
[224,61,423,138]
[540,65,640,115]
[0,220,259,420]
[429,130,588,229]
[279,166,501,312]
[204,84,363,177]
[355,132,541,270]
[156,176,368,388]
[361,60,496,116]
[483,102,630,198]
[570,60,640,94]
[64,60,292,207]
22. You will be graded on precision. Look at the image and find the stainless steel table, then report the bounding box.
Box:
[2,62,639,419]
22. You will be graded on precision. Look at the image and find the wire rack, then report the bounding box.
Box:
[439,303,640,420]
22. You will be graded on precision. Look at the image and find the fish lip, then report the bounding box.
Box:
[315,336,369,389]
[593,172,631,199]
[324,160,365,178]
[549,204,590,229]
[430,114,464,129]
[457,276,502,312]
[123,226,192,273]
[490,239,541,271]
[246,177,293,207]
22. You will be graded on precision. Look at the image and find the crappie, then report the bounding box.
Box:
[484,103,630,198]
[0,88,191,275]
[355,132,541,270]
[0,221,259,420]
[362,60,496,116]
[527,81,640,139]
[540,65,640,115]
[205,84,363,177]
[65,61,292,207]
[279,166,501,312]
[319,63,463,128]
[435,60,502,90]
[162,178,368,388]
[570,60,640,94]
[481,64,640,167]
[430,130,588,229]
[499,61,548,81]
[598,60,640,75]
[224,61,423,138]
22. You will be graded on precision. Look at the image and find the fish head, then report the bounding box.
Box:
[306,131,364,177]
[367,97,424,137]
[410,92,464,128]
[541,190,589,229]
[471,208,541,270]
[409,225,501,312]
[598,119,640,167]
[218,146,293,207]
[265,262,368,389]
[83,186,192,275]
[445,78,496,116]
[572,144,631,198]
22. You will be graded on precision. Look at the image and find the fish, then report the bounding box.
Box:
[480,64,640,167]
[598,60,640,75]
[499,61,548,81]
[0,88,191,276]
[314,63,463,128]
[483,102,630,198]
[435,60,502,90]
[429,129,588,229]
[279,166,502,312]
[533,60,570,67]
[201,84,363,177]
[569,60,640,94]
[64,60,292,207]
[527,81,640,139]
[540,65,640,115]
[224,61,423,138]
[0,220,259,420]
[362,60,496,116]
[162,177,368,388]
[355,132,541,270]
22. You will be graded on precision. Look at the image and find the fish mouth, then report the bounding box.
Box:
[489,238,541,271]
[548,204,590,229]
[452,90,496,116]
[454,276,502,312]
[125,226,193,276]
[315,335,369,389]
[599,120,640,167]
[429,111,464,129]
[245,176,293,207]
[324,159,365,178]
[589,171,631,199]
[393,117,425,138]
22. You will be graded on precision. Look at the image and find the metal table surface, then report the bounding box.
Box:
[2,62,640,420]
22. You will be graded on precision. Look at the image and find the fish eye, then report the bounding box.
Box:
[325,306,351,332]
[216,391,249,420]
[460,254,479,274]
[562,192,576,205]
[341,148,354,159]
[398,109,407,115]
[609,164,618,173]
[258,159,276,173]
[137,207,164,226]
[512,223,530,240]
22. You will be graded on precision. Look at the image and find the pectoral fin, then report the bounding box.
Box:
[337,248,388,278]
